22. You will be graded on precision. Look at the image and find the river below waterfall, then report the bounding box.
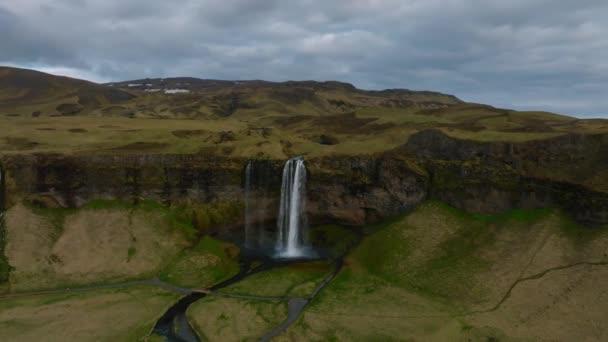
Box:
[152,224,362,342]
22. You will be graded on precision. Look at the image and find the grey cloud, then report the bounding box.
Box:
[0,0,606,117]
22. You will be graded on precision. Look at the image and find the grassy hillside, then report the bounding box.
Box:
[278,202,608,341]
[0,67,133,116]
[0,66,606,159]
[1,200,239,293]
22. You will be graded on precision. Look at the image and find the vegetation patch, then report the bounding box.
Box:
[187,296,287,342]
[278,201,608,341]
[0,213,10,284]
[3,200,194,291]
[307,225,361,258]
[160,236,240,289]
[191,200,244,235]
[222,260,334,297]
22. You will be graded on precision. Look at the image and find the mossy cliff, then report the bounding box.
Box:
[0,128,607,227]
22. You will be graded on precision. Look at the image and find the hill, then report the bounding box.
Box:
[0,66,606,159]
[0,67,134,117]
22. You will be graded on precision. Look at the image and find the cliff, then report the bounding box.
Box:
[403,129,608,224]
[1,129,607,226]
[0,154,427,227]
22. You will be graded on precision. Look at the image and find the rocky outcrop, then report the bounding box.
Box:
[307,157,427,225]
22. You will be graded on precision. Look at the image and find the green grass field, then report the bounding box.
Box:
[159,236,240,289]
[187,296,287,342]
[0,286,180,342]
[277,202,608,341]
[221,260,334,298]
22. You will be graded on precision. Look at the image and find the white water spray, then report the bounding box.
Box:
[276,156,308,257]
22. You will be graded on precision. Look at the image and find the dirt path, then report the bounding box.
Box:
[0,277,193,300]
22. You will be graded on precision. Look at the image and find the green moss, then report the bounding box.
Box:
[81,199,133,210]
[308,225,360,258]
[127,247,137,260]
[353,221,412,284]
[431,200,553,223]
[191,200,244,235]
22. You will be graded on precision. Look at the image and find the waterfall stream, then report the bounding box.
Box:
[276,157,308,257]
[242,157,309,257]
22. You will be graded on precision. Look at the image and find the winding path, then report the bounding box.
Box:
[468,260,608,315]
[299,260,608,320]
[258,259,343,342]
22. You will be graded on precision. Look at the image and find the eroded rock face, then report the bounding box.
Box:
[0,129,607,226]
[307,157,428,225]
[0,154,428,226]
[1,155,246,208]
[404,129,608,224]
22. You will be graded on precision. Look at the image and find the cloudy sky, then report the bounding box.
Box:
[1,0,607,118]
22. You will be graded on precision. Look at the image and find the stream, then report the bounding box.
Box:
[152,227,360,342]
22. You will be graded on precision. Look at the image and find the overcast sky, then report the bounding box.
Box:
[1,0,607,118]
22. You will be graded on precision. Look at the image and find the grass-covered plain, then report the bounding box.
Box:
[0,286,180,342]
[277,202,608,341]
[221,260,334,298]
[187,296,287,342]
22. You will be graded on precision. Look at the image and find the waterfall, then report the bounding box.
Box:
[276,156,307,257]
[256,161,270,246]
[244,161,253,248]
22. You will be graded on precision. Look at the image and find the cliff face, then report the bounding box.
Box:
[0,154,428,226]
[0,129,607,226]
[307,157,428,224]
[404,130,608,224]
